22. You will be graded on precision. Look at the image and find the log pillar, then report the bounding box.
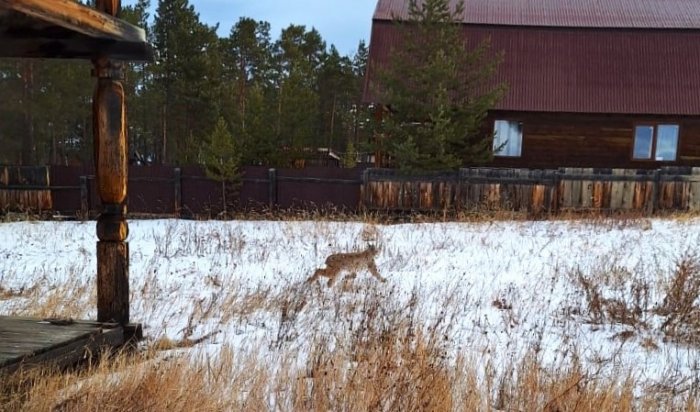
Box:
[93,0,129,325]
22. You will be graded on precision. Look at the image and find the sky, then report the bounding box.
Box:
[123,0,378,56]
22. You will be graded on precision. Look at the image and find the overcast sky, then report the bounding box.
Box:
[123,0,377,56]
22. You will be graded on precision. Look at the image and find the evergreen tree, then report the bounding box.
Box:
[153,0,221,164]
[342,140,357,168]
[375,0,505,172]
[0,61,26,163]
[272,25,325,164]
[221,18,277,165]
[318,45,356,153]
[202,117,241,215]
[121,0,158,164]
[0,1,372,170]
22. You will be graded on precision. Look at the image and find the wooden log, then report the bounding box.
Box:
[96,0,120,16]
[97,242,129,324]
[92,0,129,326]
[0,0,145,43]
[93,60,127,205]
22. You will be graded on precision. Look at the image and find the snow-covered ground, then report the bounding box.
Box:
[1,218,699,394]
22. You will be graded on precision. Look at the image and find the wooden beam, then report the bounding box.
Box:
[0,38,152,61]
[0,0,145,42]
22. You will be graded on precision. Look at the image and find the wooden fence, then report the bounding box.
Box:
[0,165,52,211]
[3,165,700,217]
[0,165,363,217]
[361,167,700,214]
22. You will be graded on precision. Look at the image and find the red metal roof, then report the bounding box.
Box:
[364,21,700,115]
[374,0,700,29]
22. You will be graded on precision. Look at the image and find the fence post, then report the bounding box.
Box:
[174,167,182,217]
[360,168,369,210]
[268,168,277,208]
[80,175,89,218]
[649,169,661,216]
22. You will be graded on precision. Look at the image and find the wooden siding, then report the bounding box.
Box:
[488,112,700,170]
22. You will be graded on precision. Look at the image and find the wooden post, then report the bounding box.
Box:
[174,167,182,217]
[268,168,277,209]
[80,175,89,218]
[93,0,129,325]
[360,168,369,211]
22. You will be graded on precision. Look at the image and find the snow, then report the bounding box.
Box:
[1,217,699,393]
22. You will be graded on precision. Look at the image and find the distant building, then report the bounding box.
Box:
[364,0,700,169]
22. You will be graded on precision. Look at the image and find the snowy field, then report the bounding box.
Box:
[1,217,700,403]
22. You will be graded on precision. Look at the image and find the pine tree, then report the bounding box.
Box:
[375,0,505,172]
[221,18,277,166]
[153,0,221,164]
[202,117,241,215]
[273,25,325,164]
[342,140,357,168]
[318,45,356,153]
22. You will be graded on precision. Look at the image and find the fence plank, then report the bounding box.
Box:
[691,168,700,212]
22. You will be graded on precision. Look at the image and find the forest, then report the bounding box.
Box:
[0,0,370,167]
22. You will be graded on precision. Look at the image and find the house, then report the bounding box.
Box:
[363,0,700,169]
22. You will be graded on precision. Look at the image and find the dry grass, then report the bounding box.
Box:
[572,254,700,349]
[2,277,699,411]
[3,218,700,410]
[1,328,696,411]
[9,203,700,226]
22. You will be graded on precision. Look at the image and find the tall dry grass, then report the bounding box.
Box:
[2,278,699,411]
[3,218,700,411]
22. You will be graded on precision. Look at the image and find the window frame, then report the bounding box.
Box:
[493,119,523,158]
[631,122,681,162]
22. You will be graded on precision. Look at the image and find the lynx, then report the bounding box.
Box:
[307,246,386,287]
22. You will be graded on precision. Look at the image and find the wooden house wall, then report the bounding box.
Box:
[488,112,700,169]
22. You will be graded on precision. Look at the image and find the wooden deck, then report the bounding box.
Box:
[0,316,124,375]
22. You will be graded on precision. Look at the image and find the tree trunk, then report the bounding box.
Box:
[161,103,167,164]
[21,60,34,165]
[328,94,337,151]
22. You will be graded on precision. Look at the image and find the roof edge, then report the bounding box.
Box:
[371,17,700,32]
[1,0,147,43]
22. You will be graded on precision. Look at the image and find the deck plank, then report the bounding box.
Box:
[0,316,124,373]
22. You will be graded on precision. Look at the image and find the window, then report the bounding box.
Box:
[493,120,522,157]
[633,124,679,161]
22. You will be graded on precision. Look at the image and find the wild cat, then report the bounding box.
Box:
[306,245,387,287]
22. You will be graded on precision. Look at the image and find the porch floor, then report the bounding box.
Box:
[0,316,123,375]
